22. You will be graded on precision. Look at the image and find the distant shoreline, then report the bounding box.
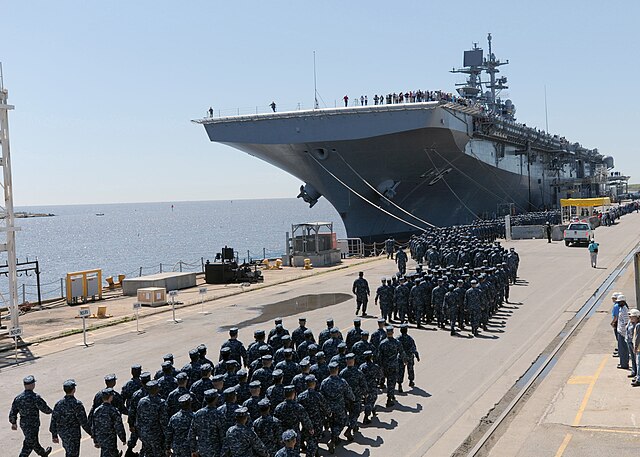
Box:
[12,212,55,219]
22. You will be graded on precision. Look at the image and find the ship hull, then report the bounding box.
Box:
[199,104,601,241]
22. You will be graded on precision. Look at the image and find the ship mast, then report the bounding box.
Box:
[451,33,509,115]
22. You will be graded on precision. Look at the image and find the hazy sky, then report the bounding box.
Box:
[2,1,638,206]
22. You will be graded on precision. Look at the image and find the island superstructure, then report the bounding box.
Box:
[194,34,613,241]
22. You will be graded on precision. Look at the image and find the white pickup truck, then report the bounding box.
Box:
[563,222,593,246]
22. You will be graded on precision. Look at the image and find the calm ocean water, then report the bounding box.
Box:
[3,199,346,301]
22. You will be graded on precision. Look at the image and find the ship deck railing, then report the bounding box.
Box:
[192,101,442,124]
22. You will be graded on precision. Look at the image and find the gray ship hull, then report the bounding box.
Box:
[197,103,603,241]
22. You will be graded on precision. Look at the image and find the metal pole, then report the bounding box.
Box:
[60,278,64,298]
[82,316,89,346]
[35,260,42,309]
[179,261,183,272]
[263,248,266,260]
[159,263,163,273]
[247,250,250,263]
[21,283,25,305]
[139,267,143,277]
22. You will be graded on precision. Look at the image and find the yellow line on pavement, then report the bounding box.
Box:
[579,426,640,435]
[555,355,608,456]
[554,433,572,457]
[572,355,608,426]
[567,375,593,385]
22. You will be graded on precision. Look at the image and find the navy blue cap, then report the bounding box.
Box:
[235,406,249,417]
[281,335,291,341]
[283,385,295,393]
[299,359,310,367]
[223,387,237,396]
[249,381,261,389]
[305,375,317,383]
[163,353,174,360]
[237,369,248,377]
[146,380,159,389]
[131,364,142,371]
[178,394,191,404]
[104,374,117,382]
[261,355,273,361]
[338,342,347,349]
[62,379,76,389]
[101,387,114,397]
[346,353,355,359]
[361,330,369,336]
[364,350,373,356]
[282,429,297,441]
[23,375,36,384]
[176,372,188,381]
[140,372,152,382]
[204,389,218,401]
[212,375,225,383]
[328,362,339,369]
[254,329,265,336]
[330,327,339,333]
[377,318,386,324]
[200,363,212,372]
[229,327,239,334]
[272,369,283,378]
[258,398,270,408]
[316,351,326,358]
[161,361,172,368]
[220,347,231,354]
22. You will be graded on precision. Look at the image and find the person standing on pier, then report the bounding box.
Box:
[545,222,552,243]
[588,239,599,268]
[615,295,630,370]
[343,95,349,107]
[352,272,370,316]
[270,102,276,113]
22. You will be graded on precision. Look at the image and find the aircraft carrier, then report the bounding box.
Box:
[194,34,614,242]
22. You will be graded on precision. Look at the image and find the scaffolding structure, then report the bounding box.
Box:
[0,65,21,335]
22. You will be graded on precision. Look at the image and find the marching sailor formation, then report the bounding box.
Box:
[9,316,422,457]
[8,225,520,457]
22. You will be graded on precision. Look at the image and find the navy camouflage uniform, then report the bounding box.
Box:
[92,395,126,457]
[166,399,194,457]
[9,379,53,457]
[50,386,91,457]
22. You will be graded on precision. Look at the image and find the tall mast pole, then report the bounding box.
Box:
[487,33,496,110]
[544,85,549,132]
[0,64,21,332]
[313,51,318,109]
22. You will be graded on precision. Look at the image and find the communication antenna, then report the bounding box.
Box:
[544,85,549,132]
[313,51,319,109]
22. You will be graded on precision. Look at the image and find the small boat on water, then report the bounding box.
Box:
[96,213,105,216]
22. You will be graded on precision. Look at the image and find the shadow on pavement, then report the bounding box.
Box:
[0,342,39,368]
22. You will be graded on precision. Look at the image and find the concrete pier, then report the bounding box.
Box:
[0,212,638,456]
